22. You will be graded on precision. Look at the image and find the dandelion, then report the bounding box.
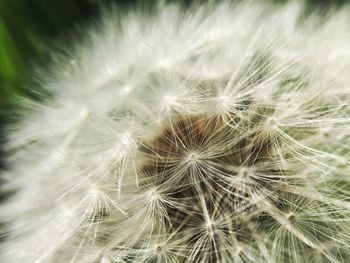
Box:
[1,1,350,262]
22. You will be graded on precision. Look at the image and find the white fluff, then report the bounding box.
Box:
[1,1,350,262]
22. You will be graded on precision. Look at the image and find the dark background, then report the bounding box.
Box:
[0,0,348,169]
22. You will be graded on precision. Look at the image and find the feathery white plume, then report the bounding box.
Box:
[1,1,350,262]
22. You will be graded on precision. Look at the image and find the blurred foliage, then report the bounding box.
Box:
[274,0,348,13]
[0,0,100,110]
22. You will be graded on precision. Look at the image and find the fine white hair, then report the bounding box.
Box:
[1,1,350,262]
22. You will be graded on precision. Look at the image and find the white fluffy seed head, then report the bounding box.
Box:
[1,1,350,263]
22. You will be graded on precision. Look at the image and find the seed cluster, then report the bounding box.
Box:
[2,2,350,263]
[136,113,306,261]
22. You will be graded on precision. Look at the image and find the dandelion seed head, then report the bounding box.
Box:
[2,1,350,262]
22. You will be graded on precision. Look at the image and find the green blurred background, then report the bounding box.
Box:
[0,0,347,168]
